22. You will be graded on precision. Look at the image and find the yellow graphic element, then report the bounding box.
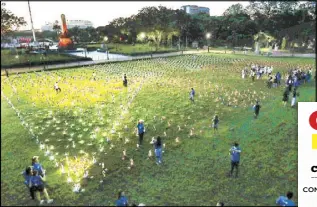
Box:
[313,134,317,150]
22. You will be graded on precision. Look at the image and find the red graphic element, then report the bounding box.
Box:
[309,111,317,130]
[58,14,73,49]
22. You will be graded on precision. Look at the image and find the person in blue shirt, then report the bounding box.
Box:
[276,191,296,206]
[276,72,281,86]
[29,170,53,205]
[32,156,45,177]
[115,191,128,206]
[154,136,163,165]
[137,120,145,145]
[229,142,241,177]
[189,88,195,102]
[22,166,35,200]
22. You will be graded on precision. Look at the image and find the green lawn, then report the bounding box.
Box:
[86,43,186,55]
[1,50,90,68]
[1,53,315,206]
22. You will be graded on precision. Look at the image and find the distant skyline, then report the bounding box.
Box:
[3,1,250,30]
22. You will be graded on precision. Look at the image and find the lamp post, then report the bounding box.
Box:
[104,36,109,60]
[206,33,211,53]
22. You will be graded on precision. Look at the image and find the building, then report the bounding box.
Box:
[41,20,94,31]
[180,5,210,15]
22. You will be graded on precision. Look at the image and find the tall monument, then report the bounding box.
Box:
[58,14,74,49]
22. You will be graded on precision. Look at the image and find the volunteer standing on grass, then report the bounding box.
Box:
[212,115,219,133]
[253,101,261,119]
[137,120,145,146]
[190,88,195,102]
[229,142,241,178]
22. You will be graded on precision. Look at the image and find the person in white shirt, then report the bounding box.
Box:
[54,82,61,93]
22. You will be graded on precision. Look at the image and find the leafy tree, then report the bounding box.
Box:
[1,7,27,38]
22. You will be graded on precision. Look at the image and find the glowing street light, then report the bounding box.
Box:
[140,32,146,40]
[103,36,109,60]
[206,33,212,52]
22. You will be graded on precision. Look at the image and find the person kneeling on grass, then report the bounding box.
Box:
[276,191,296,206]
[29,170,53,205]
[154,136,163,165]
[22,166,35,200]
[54,82,61,93]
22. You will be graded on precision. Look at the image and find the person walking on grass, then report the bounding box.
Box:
[137,120,145,146]
[22,166,35,200]
[229,142,241,178]
[154,136,163,165]
[212,115,219,133]
[253,100,261,119]
[29,170,53,205]
[189,88,195,102]
[276,191,296,206]
[115,191,128,206]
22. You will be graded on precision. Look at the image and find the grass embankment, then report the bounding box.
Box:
[86,43,188,56]
[1,49,91,69]
[1,54,315,206]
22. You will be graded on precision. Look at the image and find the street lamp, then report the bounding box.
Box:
[140,32,146,40]
[104,36,109,60]
[206,33,211,53]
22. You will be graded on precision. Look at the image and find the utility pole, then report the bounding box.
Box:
[28,1,37,45]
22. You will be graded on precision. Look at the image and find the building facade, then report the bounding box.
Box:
[180,5,210,15]
[41,20,94,31]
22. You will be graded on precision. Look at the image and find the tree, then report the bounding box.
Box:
[223,3,246,16]
[1,7,27,38]
[52,20,61,39]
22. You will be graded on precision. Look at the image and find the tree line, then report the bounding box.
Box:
[2,1,316,50]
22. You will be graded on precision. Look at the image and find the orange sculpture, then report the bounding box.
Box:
[58,14,74,49]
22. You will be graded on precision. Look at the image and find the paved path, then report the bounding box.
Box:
[1,50,314,76]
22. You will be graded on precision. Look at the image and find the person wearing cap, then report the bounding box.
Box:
[276,191,296,206]
[137,120,145,146]
[115,191,128,206]
[32,156,45,177]
[229,142,241,178]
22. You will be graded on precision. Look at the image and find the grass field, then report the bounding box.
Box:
[1,53,315,206]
